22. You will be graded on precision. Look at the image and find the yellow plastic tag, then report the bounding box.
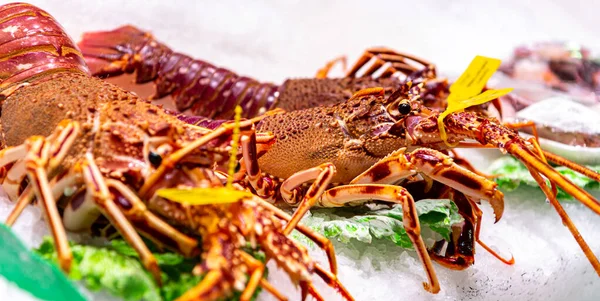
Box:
[438,56,513,145]
[156,187,253,205]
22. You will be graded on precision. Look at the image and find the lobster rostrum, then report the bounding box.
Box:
[0,3,353,301]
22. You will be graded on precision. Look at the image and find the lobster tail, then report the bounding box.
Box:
[0,3,89,92]
[78,25,279,119]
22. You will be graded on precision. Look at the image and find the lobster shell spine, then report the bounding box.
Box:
[0,3,89,92]
[78,25,280,119]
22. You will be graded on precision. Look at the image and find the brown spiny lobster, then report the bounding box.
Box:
[77,24,503,181]
[0,3,354,301]
[79,23,600,294]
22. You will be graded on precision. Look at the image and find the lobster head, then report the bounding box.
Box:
[93,99,241,195]
[335,81,455,155]
[349,80,497,149]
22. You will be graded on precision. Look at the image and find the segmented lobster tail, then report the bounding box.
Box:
[0,3,89,93]
[78,25,280,119]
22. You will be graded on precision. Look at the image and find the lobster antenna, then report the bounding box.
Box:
[226,105,243,188]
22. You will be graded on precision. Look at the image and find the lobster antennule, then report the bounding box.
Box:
[0,3,89,92]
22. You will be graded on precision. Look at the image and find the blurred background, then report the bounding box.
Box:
[24,0,600,81]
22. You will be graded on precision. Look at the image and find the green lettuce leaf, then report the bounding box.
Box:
[35,238,263,301]
[296,199,463,249]
[489,156,600,200]
[36,238,162,301]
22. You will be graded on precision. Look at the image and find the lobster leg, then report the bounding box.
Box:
[4,187,34,226]
[526,138,600,274]
[139,117,260,197]
[312,264,354,301]
[0,120,82,272]
[248,195,353,300]
[2,160,27,200]
[346,47,433,78]
[256,198,339,275]
[316,184,439,293]
[175,270,225,301]
[239,131,341,275]
[258,278,289,301]
[79,153,163,284]
[240,129,277,198]
[351,147,505,221]
[281,163,336,234]
[315,55,347,79]
[542,151,600,182]
[23,137,73,272]
[7,173,83,227]
[469,195,515,266]
[105,180,200,257]
[429,188,514,269]
[0,145,28,199]
[301,281,325,301]
[238,250,265,301]
[237,250,276,301]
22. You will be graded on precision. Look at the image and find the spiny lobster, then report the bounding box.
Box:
[82,25,496,188]
[79,23,600,295]
[78,24,503,180]
[0,3,353,301]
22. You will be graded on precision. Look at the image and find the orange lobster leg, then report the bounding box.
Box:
[351,147,505,221]
[24,137,73,272]
[1,120,82,272]
[349,147,515,268]
[430,188,514,269]
[281,163,336,233]
[318,184,440,294]
[315,55,347,79]
[175,270,224,301]
[79,153,163,284]
[105,180,200,257]
[238,250,268,301]
[346,47,433,78]
[240,129,277,199]
[256,198,339,275]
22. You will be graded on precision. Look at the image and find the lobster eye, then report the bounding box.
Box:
[148,151,162,168]
[398,102,411,115]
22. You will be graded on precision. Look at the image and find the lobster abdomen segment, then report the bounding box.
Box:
[0,3,88,91]
[78,25,280,119]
